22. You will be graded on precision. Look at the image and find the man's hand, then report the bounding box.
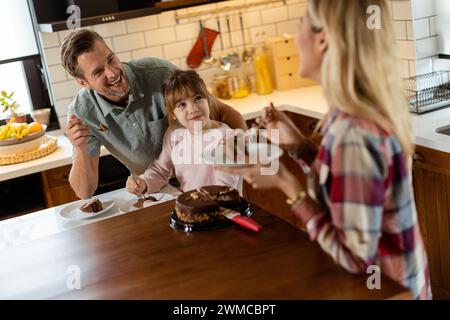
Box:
[65,114,90,148]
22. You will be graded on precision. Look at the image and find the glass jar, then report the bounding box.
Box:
[228,69,251,99]
[212,73,231,100]
[252,46,273,95]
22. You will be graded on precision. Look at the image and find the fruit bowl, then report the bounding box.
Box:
[0,124,46,147]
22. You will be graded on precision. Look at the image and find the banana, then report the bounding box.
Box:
[0,118,17,140]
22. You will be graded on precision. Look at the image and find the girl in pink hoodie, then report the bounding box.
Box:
[126,70,242,195]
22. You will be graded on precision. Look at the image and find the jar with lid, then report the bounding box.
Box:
[252,45,273,95]
[228,68,251,99]
[212,73,231,100]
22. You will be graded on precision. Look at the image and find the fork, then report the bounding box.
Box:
[131,172,146,201]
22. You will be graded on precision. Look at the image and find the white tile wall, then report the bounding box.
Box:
[38,0,430,125]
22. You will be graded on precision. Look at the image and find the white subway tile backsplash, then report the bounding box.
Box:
[415,36,438,59]
[54,98,72,118]
[104,38,114,50]
[40,32,59,48]
[250,25,276,44]
[93,21,127,37]
[430,17,436,36]
[406,21,414,40]
[126,15,158,33]
[413,18,430,39]
[112,33,146,52]
[117,51,132,62]
[433,56,450,72]
[261,6,288,24]
[393,21,407,40]
[175,22,198,41]
[48,65,68,83]
[415,57,433,75]
[392,1,412,20]
[397,40,416,59]
[276,21,298,36]
[400,59,410,78]
[157,11,176,28]
[242,11,262,28]
[52,81,80,100]
[145,27,176,46]
[287,3,306,20]
[132,46,164,60]
[413,0,435,19]
[163,40,194,60]
[44,47,62,66]
[58,27,92,44]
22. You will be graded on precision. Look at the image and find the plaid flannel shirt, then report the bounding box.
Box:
[291,110,432,300]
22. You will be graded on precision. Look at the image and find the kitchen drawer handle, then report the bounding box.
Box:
[286,56,291,61]
[289,73,292,77]
[413,152,425,163]
[285,39,289,44]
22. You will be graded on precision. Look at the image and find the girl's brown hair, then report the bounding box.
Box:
[163,70,217,125]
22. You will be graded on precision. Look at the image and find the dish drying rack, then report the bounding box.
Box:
[406,71,450,114]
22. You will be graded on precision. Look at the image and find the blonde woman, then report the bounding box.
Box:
[220,0,431,299]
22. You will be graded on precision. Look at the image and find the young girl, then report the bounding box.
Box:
[220,0,431,299]
[126,69,241,195]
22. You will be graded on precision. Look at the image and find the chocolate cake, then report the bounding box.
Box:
[133,195,157,209]
[80,198,103,213]
[175,186,241,224]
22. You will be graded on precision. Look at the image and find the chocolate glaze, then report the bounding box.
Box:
[175,186,240,216]
[80,198,103,213]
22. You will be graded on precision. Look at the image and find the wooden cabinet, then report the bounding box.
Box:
[243,112,321,231]
[40,165,79,207]
[412,145,450,299]
[265,36,316,90]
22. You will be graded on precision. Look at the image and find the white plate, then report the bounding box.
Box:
[59,198,115,220]
[202,141,283,167]
[119,193,176,213]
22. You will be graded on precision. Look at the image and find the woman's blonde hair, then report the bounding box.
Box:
[308,0,414,155]
[163,70,217,125]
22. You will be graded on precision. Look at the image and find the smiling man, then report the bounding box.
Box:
[61,29,246,199]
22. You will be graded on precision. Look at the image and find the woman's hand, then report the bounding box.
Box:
[126,175,147,195]
[217,162,305,200]
[255,103,305,152]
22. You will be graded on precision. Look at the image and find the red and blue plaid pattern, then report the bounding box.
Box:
[291,110,431,300]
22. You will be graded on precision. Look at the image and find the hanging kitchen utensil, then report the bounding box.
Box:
[199,20,216,65]
[186,20,218,69]
[239,13,252,63]
[217,17,231,71]
[225,15,241,70]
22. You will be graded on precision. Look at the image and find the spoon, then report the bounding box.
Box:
[199,20,216,65]
[217,17,231,71]
[239,13,252,63]
[225,15,241,69]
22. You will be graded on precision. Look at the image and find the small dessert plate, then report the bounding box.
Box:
[119,193,175,213]
[59,198,114,220]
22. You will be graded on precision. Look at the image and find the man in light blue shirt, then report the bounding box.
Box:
[62,29,246,199]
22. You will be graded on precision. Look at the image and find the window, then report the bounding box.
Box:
[0,0,55,128]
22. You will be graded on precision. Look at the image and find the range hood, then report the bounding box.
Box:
[31,0,224,33]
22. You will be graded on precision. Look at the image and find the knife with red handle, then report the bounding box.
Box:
[221,208,262,232]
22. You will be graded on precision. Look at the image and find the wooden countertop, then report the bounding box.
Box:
[0,200,412,299]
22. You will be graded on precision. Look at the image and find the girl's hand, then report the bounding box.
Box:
[217,162,304,200]
[255,103,305,152]
[126,175,147,195]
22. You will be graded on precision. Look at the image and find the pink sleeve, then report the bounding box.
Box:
[140,128,175,193]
